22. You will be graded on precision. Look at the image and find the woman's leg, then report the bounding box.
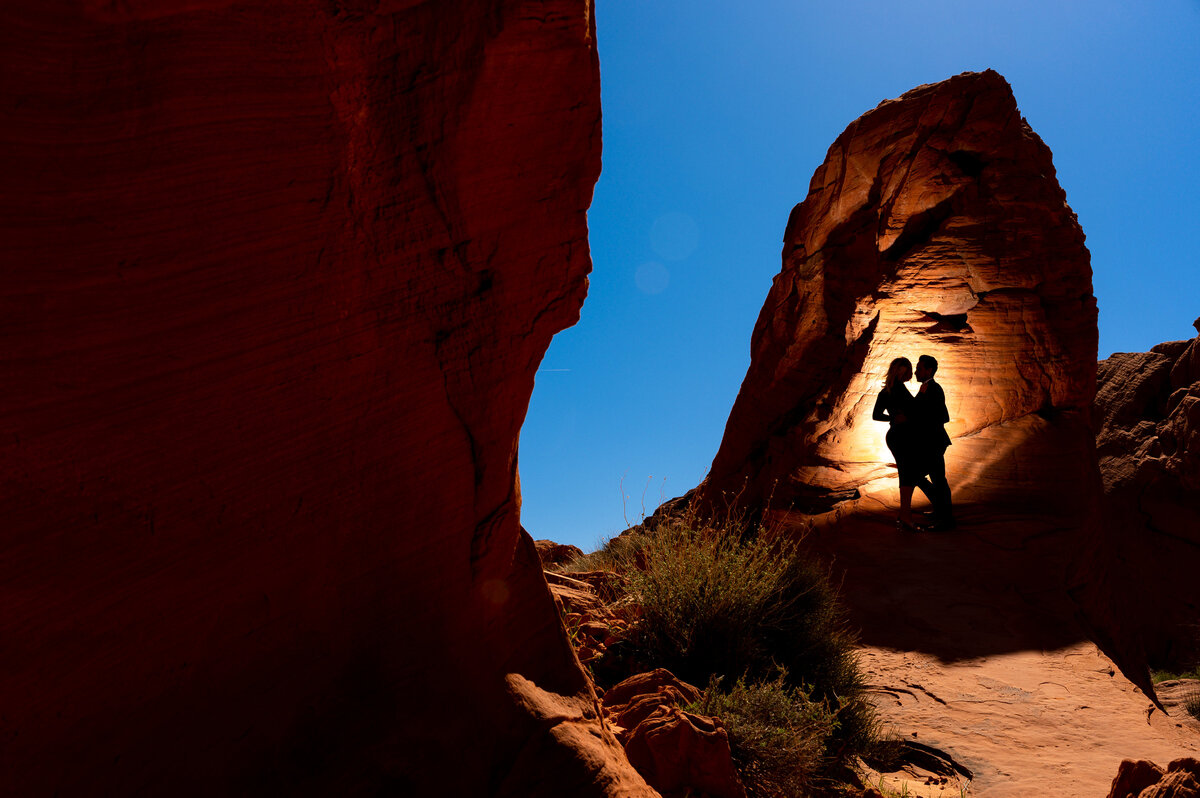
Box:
[899,485,915,524]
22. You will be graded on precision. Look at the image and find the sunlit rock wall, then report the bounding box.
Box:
[699,70,1098,529]
[0,2,651,795]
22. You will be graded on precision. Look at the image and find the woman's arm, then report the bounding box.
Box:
[872,390,890,421]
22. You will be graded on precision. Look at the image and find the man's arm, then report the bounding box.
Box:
[930,382,949,423]
[916,381,949,424]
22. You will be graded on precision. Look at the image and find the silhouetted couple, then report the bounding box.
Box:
[872,354,956,532]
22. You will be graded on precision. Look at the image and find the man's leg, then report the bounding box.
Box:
[913,473,936,509]
[913,445,936,511]
[926,446,954,526]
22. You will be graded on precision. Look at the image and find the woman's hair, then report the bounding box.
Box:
[884,357,912,391]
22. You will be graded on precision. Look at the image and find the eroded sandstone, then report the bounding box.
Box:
[1092,320,1200,671]
[1108,758,1200,798]
[602,670,744,798]
[698,70,1099,532]
[1,2,648,795]
[673,72,1200,794]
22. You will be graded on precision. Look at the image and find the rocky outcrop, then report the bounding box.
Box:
[602,671,745,798]
[1,2,649,795]
[1093,320,1200,670]
[697,70,1099,531]
[1108,758,1200,798]
[1109,760,1171,798]
[546,569,636,668]
[624,709,745,798]
[537,538,587,567]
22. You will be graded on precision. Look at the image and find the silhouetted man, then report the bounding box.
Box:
[913,354,955,530]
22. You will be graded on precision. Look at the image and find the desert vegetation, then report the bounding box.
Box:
[1151,665,1200,723]
[1151,666,1200,683]
[691,675,845,797]
[554,510,880,795]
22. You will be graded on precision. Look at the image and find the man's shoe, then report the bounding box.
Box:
[930,518,957,532]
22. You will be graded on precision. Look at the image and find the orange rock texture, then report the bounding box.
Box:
[698,70,1099,528]
[1,2,650,795]
[602,670,745,798]
[1093,321,1200,670]
[1108,758,1200,798]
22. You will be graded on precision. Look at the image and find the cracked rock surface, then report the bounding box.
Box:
[802,514,1195,798]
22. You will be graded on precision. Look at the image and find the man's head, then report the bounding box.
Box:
[916,354,939,381]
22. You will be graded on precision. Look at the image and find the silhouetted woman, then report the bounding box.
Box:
[873,356,921,531]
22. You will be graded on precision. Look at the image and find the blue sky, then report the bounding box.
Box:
[520,0,1200,550]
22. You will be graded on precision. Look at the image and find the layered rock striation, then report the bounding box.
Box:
[1,2,648,795]
[698,70,1099,529]
[1093,320,1200,669]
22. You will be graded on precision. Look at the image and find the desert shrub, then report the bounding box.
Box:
[625,515,876,758]
[1150,625,1200,685]
[1152,666,1200,683]
[1186,688,1200,722]
[692,675,840,797]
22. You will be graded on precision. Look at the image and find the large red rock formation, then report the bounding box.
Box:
[1092,320,1200,670]
[698,70,1099,534]
[1,2,650,795]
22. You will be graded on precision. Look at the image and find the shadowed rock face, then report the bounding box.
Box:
[1092,321,1200,670]
[698,70,1099,529]
[1,2,650,795]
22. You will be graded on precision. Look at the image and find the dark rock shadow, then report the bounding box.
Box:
[799,508,1090,663]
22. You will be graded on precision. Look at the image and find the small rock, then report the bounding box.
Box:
[624,706,745,798]
[1106,759,1167,798]
[534,538,584,566]
[1142,770,1200,798]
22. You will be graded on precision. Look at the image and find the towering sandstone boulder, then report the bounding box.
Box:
[699,70,1099,534]
[1093,321,1200,670]
[1,2,649,795]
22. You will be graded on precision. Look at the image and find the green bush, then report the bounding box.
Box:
[625,516,876,759]
[693,675,840,798]
[1151,667,1200,683]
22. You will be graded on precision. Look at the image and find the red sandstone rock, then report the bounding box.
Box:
[1110,760,1168,798]
[602,669,705,737]
[623,707,744,798]
[601,670,741,797]
[547,570,621,667]
[1143,771,1200,798]
[537,538,587,567]
[697,70,1099,530]
[604,669,704,711]
[1,2,650,795]
[1171,759,1200,778]
[1093,321,1200,671]
[1105,759,1200,798]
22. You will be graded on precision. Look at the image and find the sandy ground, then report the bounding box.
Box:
[801,509,1198,797]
